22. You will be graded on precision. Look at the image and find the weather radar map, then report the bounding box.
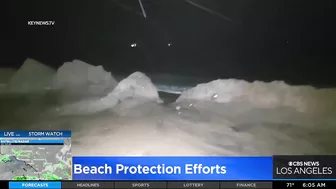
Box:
[0,131,72,180]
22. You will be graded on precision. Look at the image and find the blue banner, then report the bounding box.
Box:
[0,131,71,138]
[9,182,61,189]
[72,156,273,180]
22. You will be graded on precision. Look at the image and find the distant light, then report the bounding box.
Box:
[131,43,137,48]
[212,94,218,100]
[168,43,172,46]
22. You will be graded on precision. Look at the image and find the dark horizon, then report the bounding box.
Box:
[2,0,335,87]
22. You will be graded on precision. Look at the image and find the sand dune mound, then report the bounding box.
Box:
[177,79,336,113]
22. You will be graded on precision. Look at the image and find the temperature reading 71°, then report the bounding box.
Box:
[287,183,295,187]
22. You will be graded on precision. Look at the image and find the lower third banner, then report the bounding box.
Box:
[72,156,272,180]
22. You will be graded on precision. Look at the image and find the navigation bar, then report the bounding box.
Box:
[4,180,336,189]
[7,181,272,189]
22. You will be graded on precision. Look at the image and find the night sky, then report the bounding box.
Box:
[2,0,335,87]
